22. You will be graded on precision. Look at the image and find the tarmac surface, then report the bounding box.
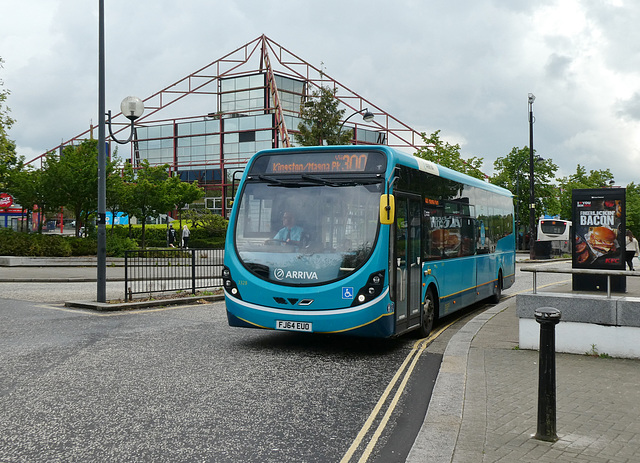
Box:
[2,256,640,462]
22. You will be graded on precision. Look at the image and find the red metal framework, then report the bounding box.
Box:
[32,34,426,166]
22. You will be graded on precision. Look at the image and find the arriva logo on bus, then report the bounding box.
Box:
[274,268,319,281]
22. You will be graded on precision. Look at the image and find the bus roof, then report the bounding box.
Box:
[248,145,513,198]
[388,146,512,198]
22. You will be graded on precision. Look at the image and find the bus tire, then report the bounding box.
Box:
[491,271,503,304]
[418,288,436,338]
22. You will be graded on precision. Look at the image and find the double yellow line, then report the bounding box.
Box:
[339,321,454,463]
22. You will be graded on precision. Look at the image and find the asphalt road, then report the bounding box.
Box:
[0,294,443,462]
[0,262,563,462]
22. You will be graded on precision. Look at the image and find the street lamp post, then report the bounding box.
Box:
[516,155,543,250]
[97,0,106,302]
[528,93,536,260]
[338,108,375,139]
[106,97,145,143]
[97,0,144,302]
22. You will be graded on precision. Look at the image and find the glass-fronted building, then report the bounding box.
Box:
[134,73,382,216]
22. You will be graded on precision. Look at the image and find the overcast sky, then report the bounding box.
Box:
[2,0,640,185]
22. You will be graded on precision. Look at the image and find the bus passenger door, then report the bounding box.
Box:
[394,195,422,332]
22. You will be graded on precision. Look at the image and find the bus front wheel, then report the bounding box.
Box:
[418,288,436,338]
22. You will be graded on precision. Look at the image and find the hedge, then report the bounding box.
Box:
[0,221,227,257]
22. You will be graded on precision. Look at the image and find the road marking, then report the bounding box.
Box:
[339,320,455,463]
[357,338,428,463]
[341,277,572,462]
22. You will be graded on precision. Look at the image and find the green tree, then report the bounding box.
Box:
[491,147,559,231]
[295,86,352,146]
[556,164,614,221]
[123,160,173,248]
[414,130,487,180]
[43,139,117,237]
[626,183,640,238]
[106,167,129,234]
[6,165,60,234]
[0,57,18,191]
[166,174,205,230]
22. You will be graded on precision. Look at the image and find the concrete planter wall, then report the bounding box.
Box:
[517,292,640,359]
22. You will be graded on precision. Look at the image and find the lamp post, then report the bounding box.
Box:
[107,97,145,143]
[338,108,375,139]
[516,155,542,250]
[528,93,536,260]
[97,0,143,302]
[98,0,106,302]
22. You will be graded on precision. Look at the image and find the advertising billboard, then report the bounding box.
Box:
[572,188,625,291]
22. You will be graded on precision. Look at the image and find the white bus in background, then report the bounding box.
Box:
[537,217,572,255]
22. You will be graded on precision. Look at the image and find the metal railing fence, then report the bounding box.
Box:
[521,266,640,299]
[124,248,224,300]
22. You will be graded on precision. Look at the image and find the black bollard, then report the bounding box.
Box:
[533,307,561,442]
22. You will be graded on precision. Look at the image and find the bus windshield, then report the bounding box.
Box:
[540,220,568,236]
[234,179,383,285]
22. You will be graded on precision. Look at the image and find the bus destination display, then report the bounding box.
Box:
[265,153,370,174]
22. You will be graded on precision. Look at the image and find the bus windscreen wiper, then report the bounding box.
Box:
[256,175,298,187]
[302,173,382,187]
[301,174,340,187]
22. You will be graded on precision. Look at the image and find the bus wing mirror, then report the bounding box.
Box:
[380,194,395,225]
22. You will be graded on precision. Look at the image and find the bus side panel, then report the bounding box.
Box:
[501,249,516,290]
[496,235,516,291]
[425,257,477,317]
[476,254,497,300]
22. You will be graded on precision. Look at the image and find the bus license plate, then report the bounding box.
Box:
[276,320,313,332]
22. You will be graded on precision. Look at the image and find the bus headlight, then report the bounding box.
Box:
[351,270,385,307]
[222,266,242,300]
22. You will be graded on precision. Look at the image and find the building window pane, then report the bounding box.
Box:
[239,131,256,143]
[250,74,264,87]
[238,117,256,131]
[256,114,272,129]
[225,119,238,131]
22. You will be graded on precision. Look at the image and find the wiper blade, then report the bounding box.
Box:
[253,173,383,188]
[301,174,340,187]
[256,175,298,187]
[302,174,382,187]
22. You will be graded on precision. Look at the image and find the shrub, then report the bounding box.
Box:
[0,229,72,257]
[67,236,98,256]
[0,228,30,255]
[107,222,226,249]
[106,234,139,257]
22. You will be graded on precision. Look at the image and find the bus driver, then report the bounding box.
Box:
[273,212,303,246]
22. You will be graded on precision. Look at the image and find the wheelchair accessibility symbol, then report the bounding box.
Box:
[342,287,354,299]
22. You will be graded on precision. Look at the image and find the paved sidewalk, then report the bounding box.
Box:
[408,299,640,463]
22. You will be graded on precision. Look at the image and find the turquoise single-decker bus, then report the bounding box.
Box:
[222,145,515,338]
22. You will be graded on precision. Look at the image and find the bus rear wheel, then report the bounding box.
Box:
[418,288,436,338]
[491,271,503,304]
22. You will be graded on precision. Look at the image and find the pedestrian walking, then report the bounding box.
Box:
[182,224,190,248]
[625,230,639,270]
[168,224,177,247]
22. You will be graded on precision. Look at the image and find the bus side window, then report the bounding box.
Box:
[460,218,476,256]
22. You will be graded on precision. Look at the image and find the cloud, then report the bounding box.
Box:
[616,93,640,121]
[545,54,573,80]
[2,0,640,187]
